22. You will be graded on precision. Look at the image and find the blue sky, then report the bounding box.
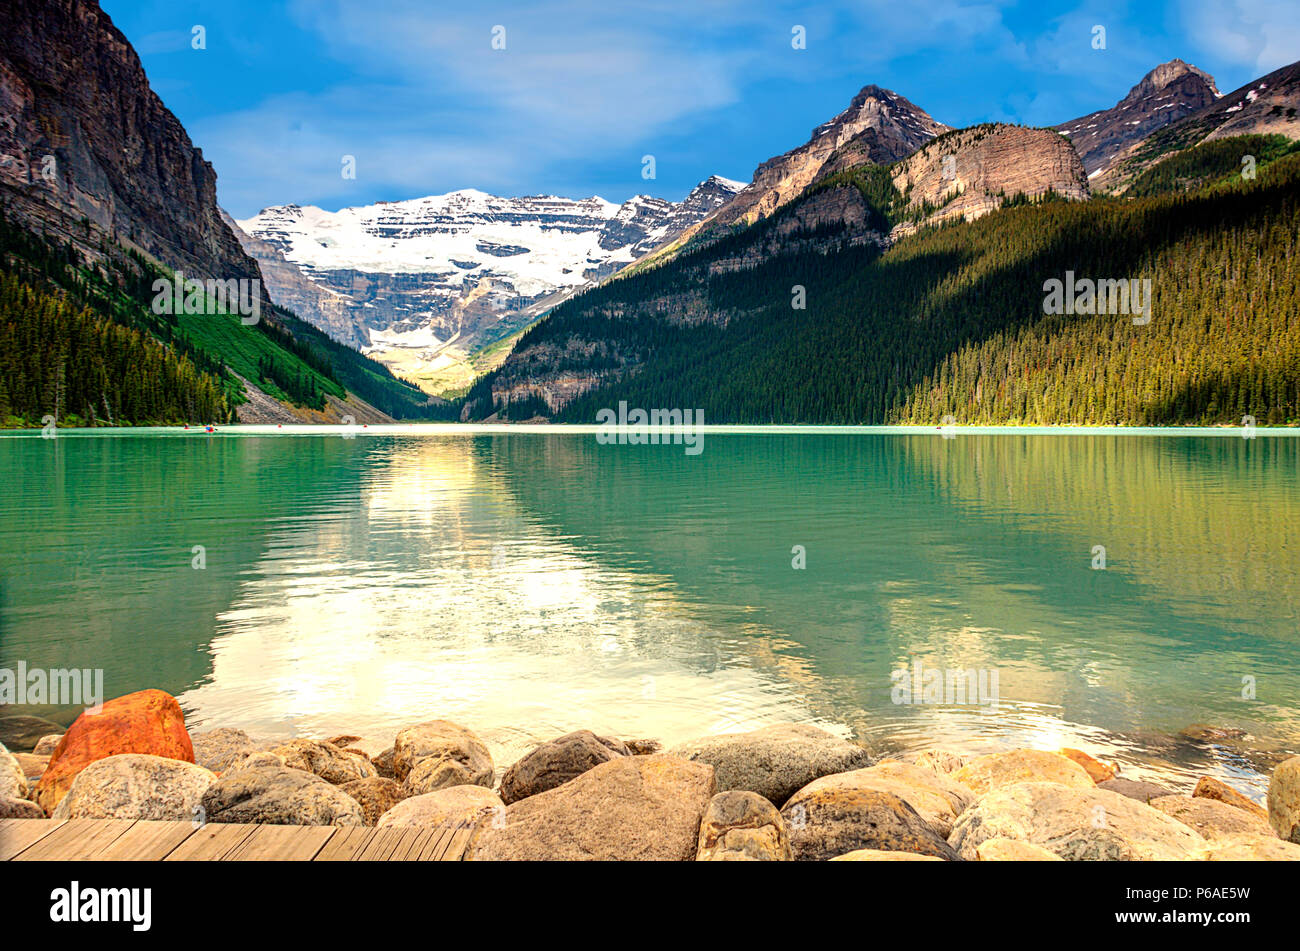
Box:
[102,0,1300,218]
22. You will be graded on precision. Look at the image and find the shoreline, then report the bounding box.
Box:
[7,702,1287,802]
[4,689,1297,861]
[4,422,1300,437]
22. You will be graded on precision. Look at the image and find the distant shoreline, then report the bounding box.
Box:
[4,423,1300,436]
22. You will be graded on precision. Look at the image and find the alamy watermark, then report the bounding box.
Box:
[1043,271,1151,325]
[595,401,704,455]
[0,662,103,712]
[49,882,150,932]
[891,661,1000,707]
[151,270,261,325]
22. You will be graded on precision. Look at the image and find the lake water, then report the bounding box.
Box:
[1,425,1297,798]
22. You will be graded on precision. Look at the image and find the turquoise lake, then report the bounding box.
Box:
[1,426,1297,797]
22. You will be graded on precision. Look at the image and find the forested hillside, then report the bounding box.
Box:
[0,210,449,427]
[0,274,230,426]
[471,141,1300,426]
[1124,134,1300,197]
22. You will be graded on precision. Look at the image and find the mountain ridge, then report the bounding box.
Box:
[1091,59,1300,193]
[700,84,949,232]
[1055,58,1222,176]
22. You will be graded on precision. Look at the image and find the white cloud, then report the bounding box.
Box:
[1180,0,1300,75]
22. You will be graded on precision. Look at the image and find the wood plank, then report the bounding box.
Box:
[11,818,137,861]
[433,825,474,862]
[222,824,337,861]
[409,823,476,861]
[316,825,469,861]
[387,827,443,861]
[314,826,432,861]
[312,826,378,861]
[2,819,468,862]
[411,825,458,861]
[0,819,67,861]
[94,820,200,860]
[164,823,259,861]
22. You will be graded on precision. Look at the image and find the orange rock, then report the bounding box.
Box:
[1058,748,1117,783]
[34,689,193,814]
[1193,776,1269,822]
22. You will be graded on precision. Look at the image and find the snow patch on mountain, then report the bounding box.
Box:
[234,176,744,393]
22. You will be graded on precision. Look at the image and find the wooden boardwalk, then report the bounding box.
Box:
[0,818,473,861]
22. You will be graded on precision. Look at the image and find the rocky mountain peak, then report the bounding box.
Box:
[1124,59,1220,104]
[707,84,948,228]
[1089,58,1300,193]
[814,84,941,144]
[1057,60,1221,174]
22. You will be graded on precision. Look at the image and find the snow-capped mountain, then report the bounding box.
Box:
[234,176,744,393]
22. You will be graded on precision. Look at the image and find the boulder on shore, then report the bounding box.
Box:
[34,689,194,815]
[50,753,215,820]
[33,734,64,757]
[377,785,504,834]
[0,795,45,818]
[805,761,975,838]
[0,744,28,800]
[468,755,715,861]
[1148,795,1274,841]
[1195,833,1300,861]
[342,776,409,825]
[200,766,364,826]
[781,784,959,861]
[1268,756,1300,843]
[1097,777,1176,803]
[499,730,626,804]
[949,781,1206,860]
[191,728,256,774]
[13,752,48,786]
[1058,748,1117,783]
[1191,776,1268,821]
[393,720,494,792]
[974,837,1064,861]
[668,723,871,806]
[913,750,968,775]
[267,738,376,785]
[829,848,943,861]
[696,790,790,861]
[953,749,1094,795]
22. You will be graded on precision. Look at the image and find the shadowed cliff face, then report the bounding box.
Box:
[0,0,261,290]
[1055,59,1221,176]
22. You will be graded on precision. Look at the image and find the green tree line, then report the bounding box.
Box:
[0,273,230,425]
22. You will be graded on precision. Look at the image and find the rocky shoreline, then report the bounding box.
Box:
[2,689,1298,861]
